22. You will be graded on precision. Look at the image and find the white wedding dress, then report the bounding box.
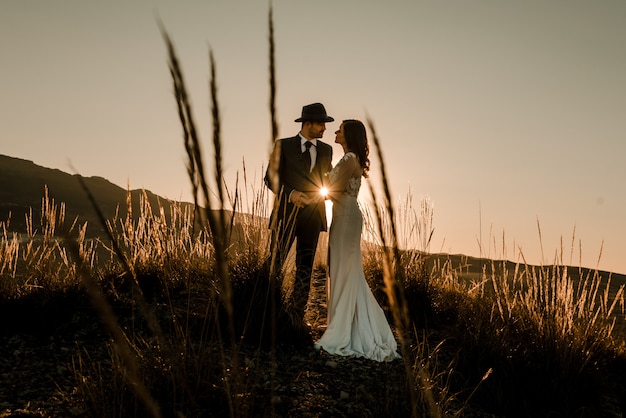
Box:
[314,152,400,362]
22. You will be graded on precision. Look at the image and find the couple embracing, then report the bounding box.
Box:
[264,102,400,362]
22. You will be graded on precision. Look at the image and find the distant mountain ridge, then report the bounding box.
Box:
[0,154,193,237]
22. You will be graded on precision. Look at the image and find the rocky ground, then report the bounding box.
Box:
[0,274,433,418]
[2,270,624,417]
[0,328,412,417]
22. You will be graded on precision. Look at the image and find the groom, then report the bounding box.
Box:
[264,102,334,324]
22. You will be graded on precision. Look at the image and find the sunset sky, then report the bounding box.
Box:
[2,1,625,274]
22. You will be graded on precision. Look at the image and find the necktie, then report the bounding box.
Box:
[303,141,312,172]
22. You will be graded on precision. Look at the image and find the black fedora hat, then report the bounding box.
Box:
[294,103,334,123]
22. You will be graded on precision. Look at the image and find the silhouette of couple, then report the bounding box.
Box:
[264,103,399,362]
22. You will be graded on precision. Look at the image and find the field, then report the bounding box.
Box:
[1,175,625,417]
[1,12,626,417]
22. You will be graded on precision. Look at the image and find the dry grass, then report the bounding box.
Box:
[2,176,625,416]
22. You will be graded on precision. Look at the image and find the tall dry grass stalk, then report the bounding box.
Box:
[0,223,19,280]
[268,5,278,145]
[365,117,440,417]
[161,24,245,416]
[265,5,280,198]
[265,9,280,417]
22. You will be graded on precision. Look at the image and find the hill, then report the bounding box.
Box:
[3,154,623,334]
[2,153,624,284]
[0,154,194,237]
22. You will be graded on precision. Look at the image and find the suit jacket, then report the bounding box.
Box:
[265,135,333,232]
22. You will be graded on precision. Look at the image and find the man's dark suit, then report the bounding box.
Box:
[264,134,333,318]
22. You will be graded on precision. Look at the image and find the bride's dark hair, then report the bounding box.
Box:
[342,119,370,178]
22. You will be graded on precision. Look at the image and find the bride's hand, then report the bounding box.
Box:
[303,191,328,206]
[292,190,326,207]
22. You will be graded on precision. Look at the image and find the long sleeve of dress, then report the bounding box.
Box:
[328,153,360,200]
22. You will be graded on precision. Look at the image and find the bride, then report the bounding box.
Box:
[313,119,400,362]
